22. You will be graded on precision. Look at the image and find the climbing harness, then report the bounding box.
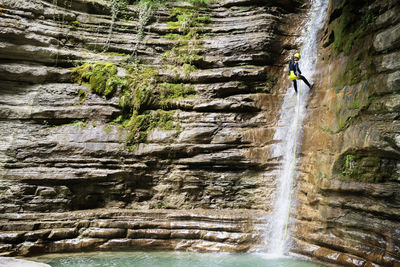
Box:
[281,80,302,248]
[289,70,299,81]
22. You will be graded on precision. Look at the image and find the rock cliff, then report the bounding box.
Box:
[0,0,303,257]
[292,0,400,266]
[1,0,399,265]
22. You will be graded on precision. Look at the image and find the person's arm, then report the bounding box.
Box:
[296,63,302,75]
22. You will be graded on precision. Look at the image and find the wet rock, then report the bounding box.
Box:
[377,51,400,72]
[0,257,50,267]
[47,238,106,253]
[374,23,400,52]
[177,127,217,143]
[82,228,126,239]
[0,0,355,263]
[0,244,13,253]
[0,232,24,243]
[293,0,400,265]
[17,241,45,256]
[0,63,71,84]
[0,209,266,255]
[147,128,178,143]
[48,228,78,240]
[24,229,51,241]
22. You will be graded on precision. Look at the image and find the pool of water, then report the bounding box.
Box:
[30,251,325,267]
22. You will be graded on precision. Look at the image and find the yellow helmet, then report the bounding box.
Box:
[294,53,301,59]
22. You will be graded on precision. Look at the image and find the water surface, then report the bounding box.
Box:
[31,251,325,267]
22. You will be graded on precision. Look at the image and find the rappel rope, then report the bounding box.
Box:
[280,15,312,246]
[281,79,302,247]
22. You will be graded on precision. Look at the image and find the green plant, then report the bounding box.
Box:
[78,88,87,102]
[126,109,176,144]
[162,7,211,77]
[265,75,278,92]
[71,63,125,98]
[158,82,195,107]
[136,0,158,41]
[119,63,158,112]
[321,126,335,135]
[104,0,128,51]
[72,59,189,146]
[350,98,360,109]
[332,1,376,56]
[71,120,87,127]
[343,154,355,176]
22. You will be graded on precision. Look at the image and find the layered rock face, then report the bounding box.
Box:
[0,209,266,255]
[292,0,400,266]
[0,0,303,256]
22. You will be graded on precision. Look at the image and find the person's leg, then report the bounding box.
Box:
[299,75,312,88]
[293,80,297,93]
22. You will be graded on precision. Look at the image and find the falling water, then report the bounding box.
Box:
[266,0,329,256]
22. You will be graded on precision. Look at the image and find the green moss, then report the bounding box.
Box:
[167,8,209,33]
[78,88,88,103]
[101,52,130,57]
[186,0,212,6]
[72,56,189,146]
[332,0,377,56]
[264,75,278,92]
[159,83,195,100]
[340,153,390,183]
[104,125,113,133]
[71,120,87,127]
[126,109,176,145]
[71,63,124,98]
[162,45,202,66]
[162,7,211,77]
[164,33,188,41]
[121,63,158,112]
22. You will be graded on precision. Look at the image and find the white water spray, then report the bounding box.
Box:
[266,0,329,256]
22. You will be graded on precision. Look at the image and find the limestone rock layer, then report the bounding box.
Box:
[292,0,400,266]
[0,0,300,213]
[0,209,266,255]
[0,0,301,257]
[1,0,399,265]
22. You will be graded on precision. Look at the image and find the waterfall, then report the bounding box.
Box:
[266,0,329,256]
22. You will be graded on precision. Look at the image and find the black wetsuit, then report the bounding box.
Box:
[288,59,311,93]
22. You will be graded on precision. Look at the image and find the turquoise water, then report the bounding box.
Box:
[31,251,325,267]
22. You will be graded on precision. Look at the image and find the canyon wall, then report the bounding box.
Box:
[1,0,399,265]
[292,0,400,266]
[0,0,303,257]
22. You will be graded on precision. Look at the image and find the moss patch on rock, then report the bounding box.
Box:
[72,62,190,146]
[126,109,176,145]
[325,0,377,88]
[71,63,126,98]
[331,0,377,56]
[336,152,396,183]
[162,7,210,77]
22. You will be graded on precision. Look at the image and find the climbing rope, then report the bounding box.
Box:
[281,80,302,248]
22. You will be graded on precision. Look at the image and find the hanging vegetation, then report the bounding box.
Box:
[70,0,215,145]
